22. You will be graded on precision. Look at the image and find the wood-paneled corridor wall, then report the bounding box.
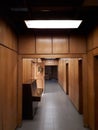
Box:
[86,26,98,130]
[0,18,98,130]
[0,20,18,130]
[58,58,83,113]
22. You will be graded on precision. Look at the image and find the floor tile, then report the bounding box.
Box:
[17,80,89,130]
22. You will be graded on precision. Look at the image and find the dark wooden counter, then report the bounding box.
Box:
[22,79,43,120]
[22,82,33,120]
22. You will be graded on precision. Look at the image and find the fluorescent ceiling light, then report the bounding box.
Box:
[24,20,82,29]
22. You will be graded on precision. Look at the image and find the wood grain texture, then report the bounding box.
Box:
[0,18,95,130]
[19,35,35,54]
[70,35,86,53]
[0,46,3,130]
[82,55,89,127]
[36,36,52,54]
[53,36,68,53]
[58,58,83,112]
[0,46,17,130]
[87,26,98,52]
[87,52,95,130]
[87,32,94,51]
[0,19,17,51]
[0,19,18,130]
[87,26,98,130]
[84,0,98,6]
[69,59,80,111]
[17,56,23,126]
[23,59,32,83]
[18,33,87,55]
[18,58,45,125]
[58,59,66,91]
[93,27,98,49]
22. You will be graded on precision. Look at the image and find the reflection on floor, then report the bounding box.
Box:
[17,80,89,130]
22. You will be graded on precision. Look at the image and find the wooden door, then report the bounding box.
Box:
[78,59,83,114]
[94,56,98,130]
[66,63,69,95]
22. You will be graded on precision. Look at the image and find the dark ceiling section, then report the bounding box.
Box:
[1,0,84,7]
[27,0,84,6]
[0,0,98,35]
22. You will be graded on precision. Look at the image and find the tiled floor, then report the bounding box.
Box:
[17,80,90,130]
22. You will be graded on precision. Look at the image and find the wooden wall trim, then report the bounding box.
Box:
[17,55,23,127]
[51,35,53,54]
[87,47,98,53]
[17,56,23,127]
[35,35,37,54]
[87,51,95,130]
[93,48,98,56]
[0,43,18,53]
[18,54,85,59]
[86,48,98,130]
[68,34,70,53]
[82,55,89,127]
[18,53,87,55]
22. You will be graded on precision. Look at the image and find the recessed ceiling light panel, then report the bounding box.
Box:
[24,20,82,29]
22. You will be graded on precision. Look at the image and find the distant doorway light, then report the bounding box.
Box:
[24,20,82,29]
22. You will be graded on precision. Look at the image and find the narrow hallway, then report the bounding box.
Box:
[17,80,89,130]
